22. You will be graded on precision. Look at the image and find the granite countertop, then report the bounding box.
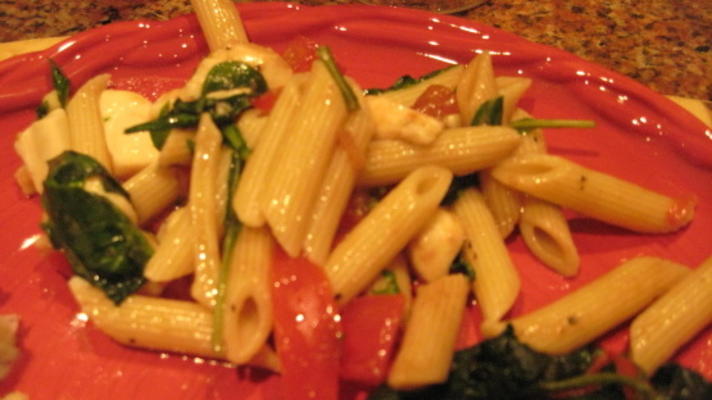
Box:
[0,0,710,100]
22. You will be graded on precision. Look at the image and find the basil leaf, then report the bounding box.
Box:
[201,61,267,96]
[471,96,504,126]
[49,60,70,107]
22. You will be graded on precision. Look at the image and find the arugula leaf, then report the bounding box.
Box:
[365,66,455,95]
[42,151,152,304]
[317,46,360,112]
[49,59,70,107]
[471,96,504,126]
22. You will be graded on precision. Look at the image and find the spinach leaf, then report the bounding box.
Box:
[49,59,70,107]
[471,96,504,126]
[651,364,712,400]
[42,151,152,304]
[365,66,455,95]
[125,61,266,150]
[449,252,475,281]
[368,326,596,400]
[440,172,480,206]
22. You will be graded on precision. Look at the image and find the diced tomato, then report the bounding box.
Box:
[271,248,342,400]
[611,354,642,400]
[282,35,319,73]
[412,84,458,119]
[339,294,405,386]
[251,88,282,115]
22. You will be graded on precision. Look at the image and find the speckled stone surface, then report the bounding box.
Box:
[0,0,710,99]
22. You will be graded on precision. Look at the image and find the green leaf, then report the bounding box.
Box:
[371,270,400,295]
[36,100,50,119]
[441,173,480,206]
[201,61,267,96]
[450,253,475,281]
[471,96,504,126]
[365,66,455,95]
[317,46,360,112]
[49,59,70,107]
[42,151,152,304]
[510,118,596,132]
[651,364,712,400]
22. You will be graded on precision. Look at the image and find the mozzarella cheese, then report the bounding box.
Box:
[368,96,444,145]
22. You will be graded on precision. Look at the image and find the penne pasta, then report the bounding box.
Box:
[303,99,376,266]
[359,126,521,187]
[456,52,497,125]
[491,153,696,233]
[223,227,274,365]
[630,256,712,375]
[496,76,532,124]
[189,0,248,51]
[236,108,267,148]
[387,274,469,389]
[325,166,452,305]
[507,257,689,354]
[123,161,182,225]
[144,207,194,282]
[453,188,520,330]
[189,114,224,308]
[66,74,113,173]
[479,169,521,238]
[233,75,304,227]
[262,61,348,256]
[158,129,195,167]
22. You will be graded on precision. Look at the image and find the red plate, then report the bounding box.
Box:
[0,3,711,398]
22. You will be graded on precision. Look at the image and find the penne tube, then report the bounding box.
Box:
[14,166,35,196]
[496,76,532,124]
[387,274,469,390]
[491,154,696,233]
[630,256,712,375]
[144,207,194,282]
[262,62,347,256]
[158,129,195,167]
[325,166,453,305]
[456,52,498,125]
[479,169,521,238]
[359,126,521,187]
[374,65,463,107]
[519,197,580,277]
[66,74,113,173]
[233,75,304,227]
[69,276,220,358]
[190,114,224,308]
[236,108,266,149]
[123,161,181,225]
[214,146,234,234]
[223,227,274,365]
[190,0,248,51]
[453,188,520,328]
[303,101,376,266]
[69,276,279,372]
[508,257,689,355]
[407,208,466,283]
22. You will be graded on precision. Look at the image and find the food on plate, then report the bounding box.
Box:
[6,0,711,398]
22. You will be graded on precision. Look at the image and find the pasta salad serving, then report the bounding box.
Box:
[2,1,712,399]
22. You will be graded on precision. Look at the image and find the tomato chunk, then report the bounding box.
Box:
[339,294,405,386]
[282,35,319,73]
[251,88,282,115]
[412,84,458,119]
[271,248,342,400]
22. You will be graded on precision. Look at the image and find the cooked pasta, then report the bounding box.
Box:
[325,166,452,304]
[66,74,113,173]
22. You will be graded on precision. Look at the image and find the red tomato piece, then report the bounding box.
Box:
[251,88,282,115]
[412,84,458,119]
[339,294,405,387]
[271,247,342,400]
[282,35,319,73]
